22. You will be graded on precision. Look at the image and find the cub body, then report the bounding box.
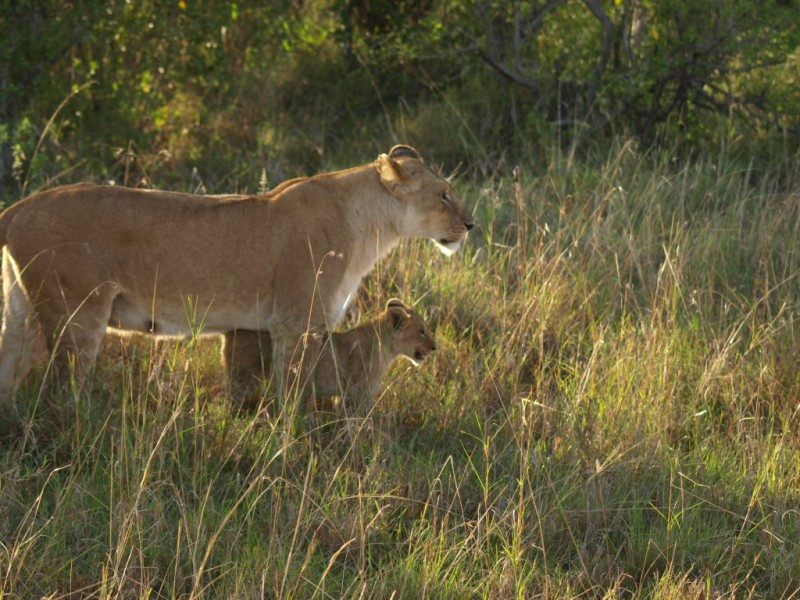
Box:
[303,299,435,407]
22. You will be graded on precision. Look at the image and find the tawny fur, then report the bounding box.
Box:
[0,145,472,400]
[300,299,435,409]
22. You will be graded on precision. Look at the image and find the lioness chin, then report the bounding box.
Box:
[0,145,473,402]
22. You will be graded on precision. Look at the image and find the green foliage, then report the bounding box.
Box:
[1,9,800,592]
[1,0,299,194]
[3,1,798,200]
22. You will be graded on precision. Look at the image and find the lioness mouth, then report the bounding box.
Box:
[435,237,463,256]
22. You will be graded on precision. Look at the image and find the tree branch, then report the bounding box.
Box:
[478,50,542,96]
[582,0,616,104]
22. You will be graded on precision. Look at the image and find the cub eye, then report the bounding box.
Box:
[441,193,451,206]
[419,330,427,338]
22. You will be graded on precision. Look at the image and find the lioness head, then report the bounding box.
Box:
[384,298,436,366]
[376,145,474,256]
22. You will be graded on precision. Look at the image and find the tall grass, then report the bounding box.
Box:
[1,141,800,598]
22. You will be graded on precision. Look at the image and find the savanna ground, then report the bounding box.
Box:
[2,137,799,599]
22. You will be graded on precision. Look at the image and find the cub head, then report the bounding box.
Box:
[376,145,474,256]
[383,298,436,366]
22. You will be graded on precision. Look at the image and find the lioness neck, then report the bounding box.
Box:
[325,168,407,324]
[328,166,405,259]
[269,164,408,328]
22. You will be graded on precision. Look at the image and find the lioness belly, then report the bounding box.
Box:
[108,294,265,336]
[108,294,187,335]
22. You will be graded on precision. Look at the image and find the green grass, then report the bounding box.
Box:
[2,141,800,598]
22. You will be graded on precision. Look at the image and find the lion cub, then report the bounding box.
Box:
[301,299,435,409]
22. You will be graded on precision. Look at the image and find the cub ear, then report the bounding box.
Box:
[390,309,407,331]
[386,300,409,331]
[385,298,407,311]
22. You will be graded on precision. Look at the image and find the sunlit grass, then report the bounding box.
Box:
[2,141,800,598]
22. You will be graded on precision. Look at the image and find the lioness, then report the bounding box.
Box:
[300,298,435,409]
[0,145,473,400]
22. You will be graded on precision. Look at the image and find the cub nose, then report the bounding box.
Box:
[465,222,474,231]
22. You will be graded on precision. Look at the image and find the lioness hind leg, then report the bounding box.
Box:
[0,252,48,401]
[273,331,323,413]
[34,288,116,393]
[221,329,273,410]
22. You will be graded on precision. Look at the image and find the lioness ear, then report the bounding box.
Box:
[377,154,404,191]
[377,150,424,193]
[388,145,422,161]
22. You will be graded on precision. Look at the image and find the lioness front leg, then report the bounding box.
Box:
[0,254,48,401]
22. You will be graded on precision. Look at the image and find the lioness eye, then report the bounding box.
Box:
[419,330,427,337]
[441,193,451,206]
